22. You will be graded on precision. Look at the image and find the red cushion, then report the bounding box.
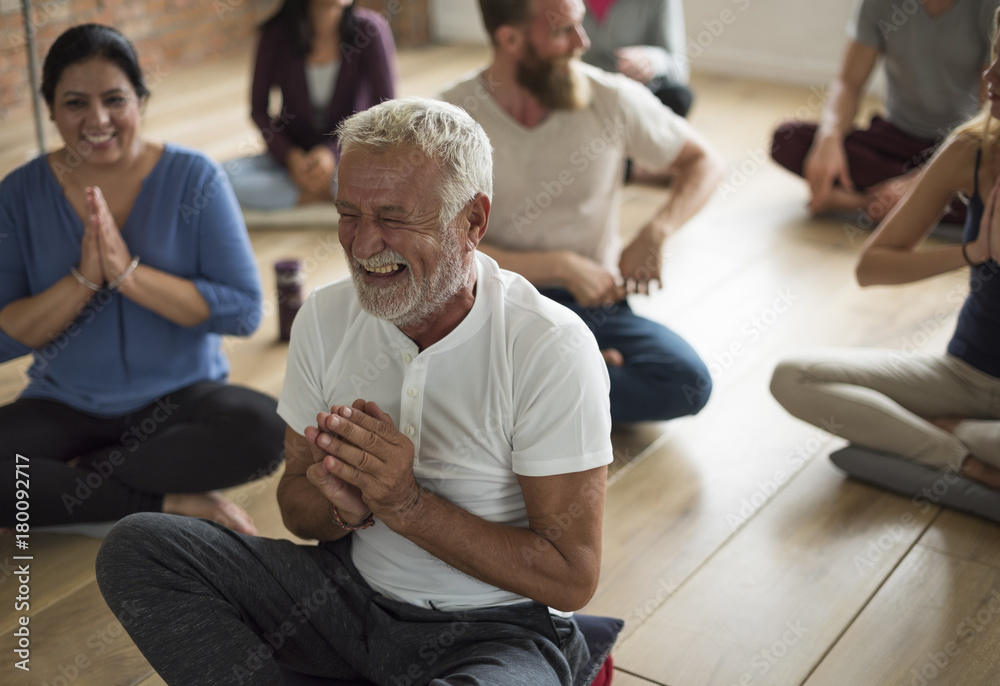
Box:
[590,653,614,686]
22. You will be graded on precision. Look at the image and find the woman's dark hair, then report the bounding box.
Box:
[261,0,358,57]
[41,24,149,107]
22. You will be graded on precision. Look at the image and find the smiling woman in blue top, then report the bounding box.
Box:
[0,24,284,534]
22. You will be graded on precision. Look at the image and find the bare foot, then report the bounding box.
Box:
[929,416,1000,489]
[961,456,1000,489]
[601,348,624,367]
[928,416,963,433]
[808,186,869,216]
[162,492,258,535]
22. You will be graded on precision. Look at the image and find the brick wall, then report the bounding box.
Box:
[356,0,429,47]
[0,0,430,122]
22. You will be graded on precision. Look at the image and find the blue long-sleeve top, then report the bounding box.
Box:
[0,144,264,416]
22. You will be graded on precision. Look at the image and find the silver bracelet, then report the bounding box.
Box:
[108,256,140,291]
[70,266,102,292]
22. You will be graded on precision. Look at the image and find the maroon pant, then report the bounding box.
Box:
[770,115,965,224]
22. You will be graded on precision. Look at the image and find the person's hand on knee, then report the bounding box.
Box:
[804,135,853,213]
[559,252,625,307]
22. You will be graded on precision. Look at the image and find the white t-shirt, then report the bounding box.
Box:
[277,253,613,610]
[439,63,691,276]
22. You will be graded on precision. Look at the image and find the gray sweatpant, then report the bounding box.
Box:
[771,349,1000,471]
[96,513,588,686]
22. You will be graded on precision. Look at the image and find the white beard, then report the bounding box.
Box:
[348,228,468,329]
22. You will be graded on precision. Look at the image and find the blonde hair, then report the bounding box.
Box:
[950,6,1000,168]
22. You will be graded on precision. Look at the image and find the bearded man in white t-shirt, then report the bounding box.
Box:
[96,98,615,685]
[440,0,724,424]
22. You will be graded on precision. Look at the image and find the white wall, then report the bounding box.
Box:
[429,0,862,87]
[683,0,862,86]
[431,0,489,46]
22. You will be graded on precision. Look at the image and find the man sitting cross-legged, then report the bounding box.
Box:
[440,0,725,424]
[96,97,614,686]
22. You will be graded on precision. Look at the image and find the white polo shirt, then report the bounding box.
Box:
[277,253,613,610]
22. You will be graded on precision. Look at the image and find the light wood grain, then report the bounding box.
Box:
[916,509,1000,571]
[1,580,153,686]
[803,546,1000,686]
[0,534,102,635]
[611,669,666,686]
[584,204,962,636]
[612,457,940,686]
[396,44,489,97]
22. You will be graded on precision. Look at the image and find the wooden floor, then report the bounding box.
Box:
[3,44,1000,686]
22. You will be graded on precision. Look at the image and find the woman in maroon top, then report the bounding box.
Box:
[226,0,397,210]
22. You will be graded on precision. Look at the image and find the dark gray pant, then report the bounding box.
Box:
[96,513,588,685]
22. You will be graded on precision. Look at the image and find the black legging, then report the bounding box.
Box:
[1,381,285,526]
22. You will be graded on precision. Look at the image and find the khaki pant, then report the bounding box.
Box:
[771,349,1000,471]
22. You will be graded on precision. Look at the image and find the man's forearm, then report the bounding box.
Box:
[816,78,860,140]
[648,143,724,240]
[385,486,602,612]
[816,40,878,141]
[277,474,352,542]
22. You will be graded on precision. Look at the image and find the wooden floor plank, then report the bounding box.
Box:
[580,81,967,648]
[1,580,153,686]
[612,457,940,686]
[0,534,103,633]
[584,244,960,639]
[803,547,1000,686]
[612,669,668,686]
[606,420,672,481]
[396,44,489,97]
[916,509,1000,571]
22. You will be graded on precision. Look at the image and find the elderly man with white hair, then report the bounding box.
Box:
[96,97,615,686]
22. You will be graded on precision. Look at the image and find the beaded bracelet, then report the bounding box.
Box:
[108,256,141,291]
[70,266,102,292]
[331,505,375,531]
